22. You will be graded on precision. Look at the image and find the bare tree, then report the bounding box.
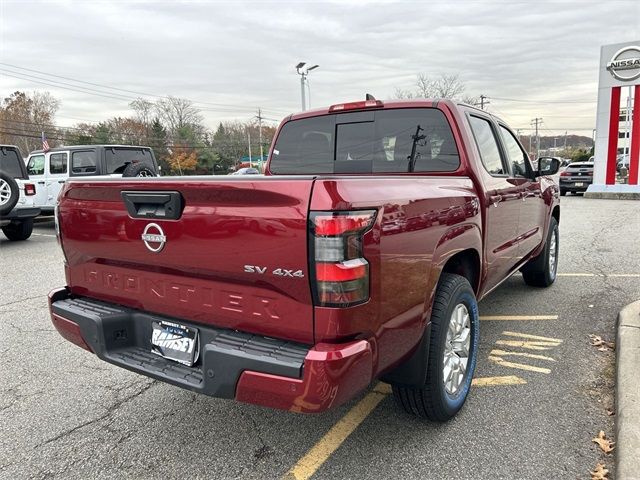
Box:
[129,97,154,127]
[392,74,469,101]
[0,91,60,153]
[154,96,204,137]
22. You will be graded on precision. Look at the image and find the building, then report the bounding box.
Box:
[587,40,640,197]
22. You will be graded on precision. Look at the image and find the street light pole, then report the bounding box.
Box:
[296,62,319,111]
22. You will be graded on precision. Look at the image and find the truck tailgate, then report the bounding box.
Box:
[58,177,315,344]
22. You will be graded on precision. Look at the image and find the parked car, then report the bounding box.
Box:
[25,145,159,214]
[0,145,40,240]
[617,154,630,173]
[559,161,594,195]
[230,167,260,175]
[48,98,560,421]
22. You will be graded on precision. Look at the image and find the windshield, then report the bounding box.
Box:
[0,147,27,179]
[269,108,460,174]
[105,147,156,174]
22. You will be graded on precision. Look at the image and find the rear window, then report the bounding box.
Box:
[0,147,27,179]
[269,108,460,174]
[105,147,155,174]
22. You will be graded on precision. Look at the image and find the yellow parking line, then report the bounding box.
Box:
[558,273,640,278]
[472,375,527,386]
[283,376,524,479]
[488,355,552,374]
[490,349,556,362]
[557,273,597,277]
[283,384,389,480]
[480,315,558,321]
[502,331,563,343]
[495,340,560,350]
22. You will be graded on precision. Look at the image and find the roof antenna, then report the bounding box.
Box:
[366,93,376,101]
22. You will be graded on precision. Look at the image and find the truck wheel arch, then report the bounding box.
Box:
[380,226,481,387]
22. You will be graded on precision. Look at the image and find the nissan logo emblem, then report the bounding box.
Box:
[607,45,640,82]
[141,223,166,253]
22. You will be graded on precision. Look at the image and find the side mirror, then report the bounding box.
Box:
[537,157,560,176]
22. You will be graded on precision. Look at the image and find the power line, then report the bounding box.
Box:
[491,96,596,105]
[0,62,293,115]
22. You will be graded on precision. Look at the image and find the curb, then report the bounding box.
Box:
[616,300,640,480]
[584,192,640,200]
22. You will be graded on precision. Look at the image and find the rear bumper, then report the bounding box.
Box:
[0,207,40,221]
[48,287,373,413]
[559,179,592,192]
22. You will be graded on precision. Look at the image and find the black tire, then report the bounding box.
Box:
[0,172,20,216]
[391,273,479,422]
[122,162,157,177]
[2,218,34,241]
[521,216,559,287]
[560,189,567,196]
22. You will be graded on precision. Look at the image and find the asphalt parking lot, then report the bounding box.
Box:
[1,195,639,480]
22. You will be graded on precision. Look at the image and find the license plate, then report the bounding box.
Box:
[575,182,584,187]
[151,321,199,366]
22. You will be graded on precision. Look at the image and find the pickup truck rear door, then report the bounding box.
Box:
[467,114,522,292]
[497,125,545,258]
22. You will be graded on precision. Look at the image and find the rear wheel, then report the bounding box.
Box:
[521,217,558,287]
[391,273,479,421]
[0,172,19,216]
[2,218,34,241]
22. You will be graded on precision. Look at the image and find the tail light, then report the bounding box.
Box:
[310,210,376,307]
[24,183,36,195]
[560,171,571,177]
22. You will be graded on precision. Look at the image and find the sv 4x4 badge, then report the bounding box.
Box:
[244,265,304,278]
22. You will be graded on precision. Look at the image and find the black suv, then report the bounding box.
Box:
[0,145,40,240]
[559,161,594,196]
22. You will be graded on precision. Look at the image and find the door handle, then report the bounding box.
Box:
[37,181,45,185]
[489,194,502,207]
[58,180,65,184]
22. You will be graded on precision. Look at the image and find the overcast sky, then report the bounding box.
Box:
[1,0,639,136]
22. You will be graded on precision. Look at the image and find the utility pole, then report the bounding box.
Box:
[479,95,489,110]
[247,130,252,168]
[564,131,567,152]
[256,108,264,171]
[531,117,543,159]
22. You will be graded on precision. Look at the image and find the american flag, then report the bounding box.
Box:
[41,131,50,152]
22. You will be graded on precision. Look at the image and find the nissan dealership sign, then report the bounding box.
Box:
[606,45,640,81]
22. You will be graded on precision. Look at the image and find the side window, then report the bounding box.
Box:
[49,153,68,175]
[499,126,529,177]
[71,151,97,174]
[468,116,505,175]
[27,155,45,175]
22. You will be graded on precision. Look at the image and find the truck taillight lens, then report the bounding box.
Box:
[24,183,36,195]
[310,210,376,307]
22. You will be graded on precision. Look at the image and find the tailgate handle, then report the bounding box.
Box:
[121,191,184,220]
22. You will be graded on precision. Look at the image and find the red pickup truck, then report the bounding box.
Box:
[49,99,560,421]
